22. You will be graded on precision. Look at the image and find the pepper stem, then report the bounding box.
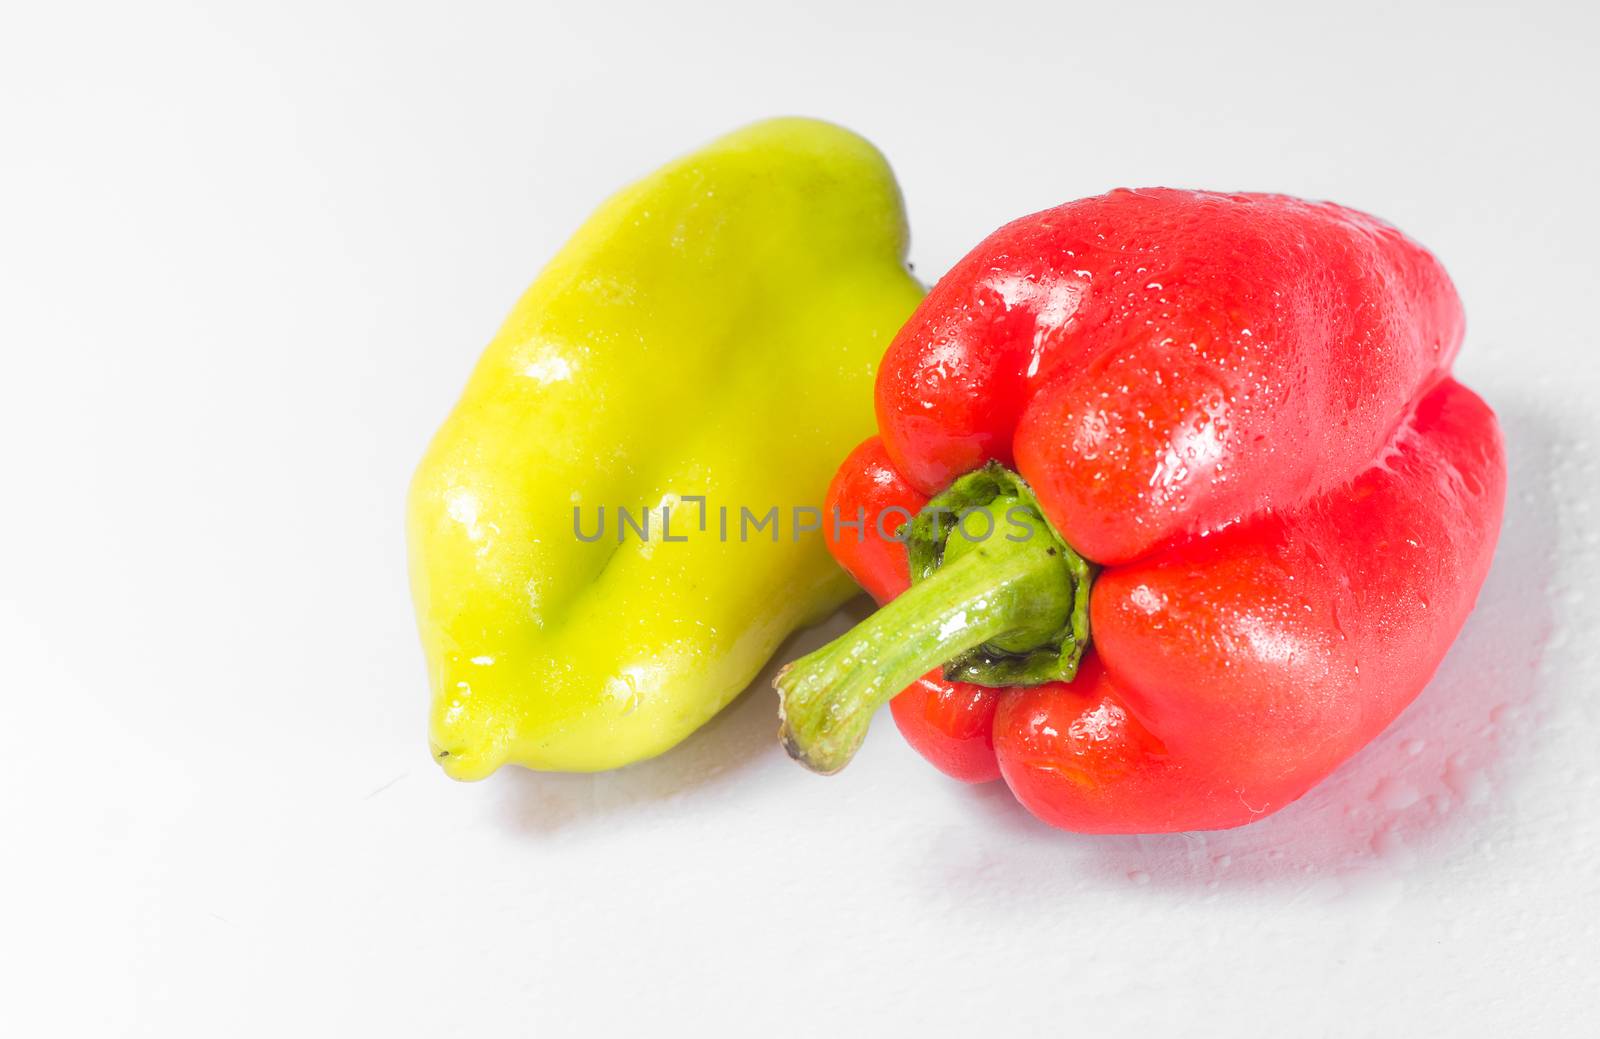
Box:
[776,464,1093,774]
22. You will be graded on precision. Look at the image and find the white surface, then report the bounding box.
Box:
[4,1,1598,1035]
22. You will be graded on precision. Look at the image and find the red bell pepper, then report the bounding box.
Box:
[776,188,1506,833]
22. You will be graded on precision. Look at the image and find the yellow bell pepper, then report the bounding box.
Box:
[407,118,923,779]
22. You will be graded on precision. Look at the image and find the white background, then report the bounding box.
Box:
[4,1,1598,1034]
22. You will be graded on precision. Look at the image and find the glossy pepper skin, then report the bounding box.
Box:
[408,119,923,779]
[778,189,1505,832]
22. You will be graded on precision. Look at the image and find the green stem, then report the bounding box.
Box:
[776,502,1082,774]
